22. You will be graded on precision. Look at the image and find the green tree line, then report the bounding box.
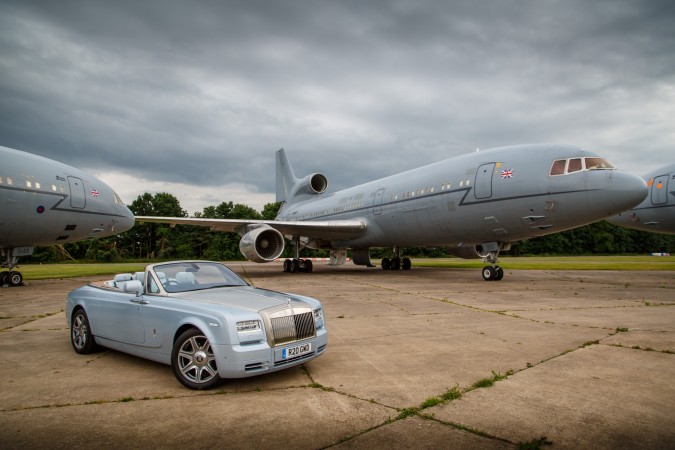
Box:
[25,192,675,263]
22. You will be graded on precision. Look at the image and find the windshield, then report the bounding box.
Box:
[549,157,615,176]
[152,261,249,293]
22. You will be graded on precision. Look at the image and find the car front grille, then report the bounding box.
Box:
[270,311,316,345]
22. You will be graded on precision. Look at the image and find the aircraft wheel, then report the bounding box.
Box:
[8,271,23,286]
[283,259,292,273]
[391,257,401,270]
[401,257,411,270]
[494,266,504,281]
[304,259,313,273]
[381,257,391,270]
[291,259,300,273]
[0,272,8,286]
[482,266,496,281]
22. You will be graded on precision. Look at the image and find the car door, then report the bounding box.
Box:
[87,290,145,344]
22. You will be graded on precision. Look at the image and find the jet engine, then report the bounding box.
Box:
[239,226,285,263]
[447,245,488,259]
[301,173,328,195]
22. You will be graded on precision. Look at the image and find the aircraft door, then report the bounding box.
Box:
[650,175,669,205]
[373,188,384,215]
[474,163,495,199]
[68,176,86,209]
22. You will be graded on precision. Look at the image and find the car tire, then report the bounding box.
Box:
[171,328,222,390]
[71,309,99,354]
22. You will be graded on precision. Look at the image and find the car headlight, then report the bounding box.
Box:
[237,320,261,332]
[313,308,324,328]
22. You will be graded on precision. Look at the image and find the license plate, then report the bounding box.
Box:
[281,343,312,360]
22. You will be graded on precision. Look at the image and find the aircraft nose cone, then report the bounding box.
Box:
[119,206,136,233]
[608,171,648,214]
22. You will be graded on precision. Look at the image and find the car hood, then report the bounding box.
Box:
[168,286,309,312]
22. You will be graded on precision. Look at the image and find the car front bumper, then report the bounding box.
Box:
[213,328,328,378]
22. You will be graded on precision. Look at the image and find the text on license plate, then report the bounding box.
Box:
[282,343,311,360]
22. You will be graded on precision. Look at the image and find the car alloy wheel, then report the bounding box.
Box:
[172,328,221,390]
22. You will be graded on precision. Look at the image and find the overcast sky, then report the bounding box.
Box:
[1,0,674,214]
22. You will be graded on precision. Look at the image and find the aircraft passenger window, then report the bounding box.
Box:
[26,181,32,188]
[52,184,57,191]
[0,176,3,184]
[550,160,566,176]
[7,177,13,185]
[568,158,582,173]
[35,182,41,189]
[584,158,614,170]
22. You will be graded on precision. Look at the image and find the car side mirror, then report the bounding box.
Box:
[124,280,143,296]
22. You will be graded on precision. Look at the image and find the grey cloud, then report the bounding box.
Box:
[1,0,674,206]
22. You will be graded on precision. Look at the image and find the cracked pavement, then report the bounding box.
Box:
[1,264,674,449]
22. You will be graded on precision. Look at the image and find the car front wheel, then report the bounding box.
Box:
[171,328,222,390]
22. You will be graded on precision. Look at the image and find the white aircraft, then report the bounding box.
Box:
[138,144,648,280]
[0,146,135,286]
[607,163,675,234]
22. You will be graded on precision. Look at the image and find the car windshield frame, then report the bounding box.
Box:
[151,261,249,294]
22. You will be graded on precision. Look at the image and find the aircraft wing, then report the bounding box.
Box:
[135,216,367,240]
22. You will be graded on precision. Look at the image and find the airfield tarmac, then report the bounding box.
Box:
[0,263,673,449]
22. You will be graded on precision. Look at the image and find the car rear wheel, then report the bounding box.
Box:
[171,328,222,390]
[71,309,99,354]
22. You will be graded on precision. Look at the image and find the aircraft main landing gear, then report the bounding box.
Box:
[381,247,411,271]
[1,253,24,287]
[281,238,314,273]
[282,258,314,273]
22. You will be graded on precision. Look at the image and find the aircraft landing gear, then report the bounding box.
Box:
[481,265,503,281]
[1,254,24,287]
[481,243,505,281]
[381,248,411,271]
[281,238,314,273]
[282,258,314,273]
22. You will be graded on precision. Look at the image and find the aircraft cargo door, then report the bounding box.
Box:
[68,176,86,209]
[474,163,495,199]
[650,175,669,205]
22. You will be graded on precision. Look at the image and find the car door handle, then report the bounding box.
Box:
[129,298,149,305]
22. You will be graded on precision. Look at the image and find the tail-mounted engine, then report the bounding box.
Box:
[303,173,328,195]
[239,226,285,263]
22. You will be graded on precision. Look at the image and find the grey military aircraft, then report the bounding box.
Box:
[138,144,648,281]
[607,163,675,234]
[0,145,135,286]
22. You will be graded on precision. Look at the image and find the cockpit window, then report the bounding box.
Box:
[585,158,614,170]
[550,157,616,176]
[568,158,582,173]
[550,160,566,176]
[113,192,123,205]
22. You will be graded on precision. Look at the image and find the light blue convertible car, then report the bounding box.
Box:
[66,261,327,389]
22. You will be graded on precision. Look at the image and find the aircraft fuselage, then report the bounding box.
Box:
[0,146,135,266]
[277,144,648,249]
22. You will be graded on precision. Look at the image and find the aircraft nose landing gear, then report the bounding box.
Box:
[480,242,508,281]
[481,265,504,281]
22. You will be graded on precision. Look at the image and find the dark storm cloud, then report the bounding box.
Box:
[1,0,674,211]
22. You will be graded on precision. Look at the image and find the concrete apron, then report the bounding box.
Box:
[0,265,673,449]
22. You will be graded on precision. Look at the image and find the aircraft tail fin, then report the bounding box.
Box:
[276,148,298,203]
